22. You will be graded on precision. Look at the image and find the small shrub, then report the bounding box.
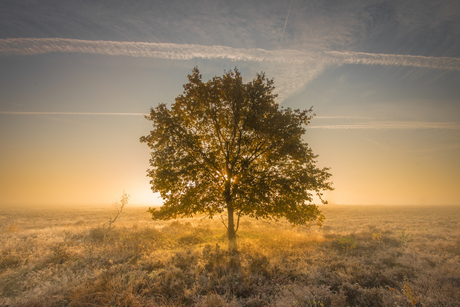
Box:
[116,227,163,256]
[88,191,130,242]
[171,250,197,271]
[196,293,226,307]
[402,279,417,306]
[276,285,336,307]
[200,244,242,280]
[245,298,269,307]
[399,230,412,243]
[5,221,19,233]
[246,253,270,276]
[178,233,204,245]
[74,220,86,227]
[440,238,460,255]
[388,278,419,306]
[51,241,73,264]
[372,232,382,242]
[0,252,21,270]
[89,226,106,242]
[337,236,357,251]
[341,282,388,307]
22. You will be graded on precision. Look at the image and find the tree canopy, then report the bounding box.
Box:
[140,67,333,244]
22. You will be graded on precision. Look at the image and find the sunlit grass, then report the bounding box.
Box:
[0,204,459,306]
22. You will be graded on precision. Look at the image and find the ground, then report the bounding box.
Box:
[0,204,459,306]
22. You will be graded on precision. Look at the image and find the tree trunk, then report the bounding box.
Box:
[224,175,238,252]
[227,205,238,252]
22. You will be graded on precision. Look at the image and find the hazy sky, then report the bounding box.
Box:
[1,0,459,206]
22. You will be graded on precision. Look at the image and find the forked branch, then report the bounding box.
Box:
[235,210,242,233]
[219,214,228,229]
[106,191,129,235]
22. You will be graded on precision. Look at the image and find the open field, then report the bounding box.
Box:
[1,204,459,306]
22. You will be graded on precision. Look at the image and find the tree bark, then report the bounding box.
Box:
[224,175,238,252]
[227,206,236,240]
[226,205,238,252]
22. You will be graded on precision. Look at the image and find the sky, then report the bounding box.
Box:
[0,0,459,207]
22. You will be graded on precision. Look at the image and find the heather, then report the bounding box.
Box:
[1,204,459,306]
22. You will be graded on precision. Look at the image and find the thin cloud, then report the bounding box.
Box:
[0,111,148,116]
[309,121,460,130]
[326,51,460,71]
[3,112,458,131]
[1,38,460,101]
[279,0,294,46]
[0,38,310,63]
[0,111,374,119]
[406,143,460,153]
[315,116,374,119]
[1,38,459,70]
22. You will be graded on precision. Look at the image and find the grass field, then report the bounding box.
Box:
[1,204,459,306]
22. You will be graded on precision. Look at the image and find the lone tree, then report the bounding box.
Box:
[140,67,332,248]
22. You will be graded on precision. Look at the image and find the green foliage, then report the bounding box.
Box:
[141,67,333,241]
[89,226,106,242]
[177,232,205,246]
[337,235,357,250]
[5,221,19,233]
[51,241,73,264]
[0,251,21,271]
[399,230,412,243]
[402,279,418,306]
[372,232,382,242]
[388,278,419,306]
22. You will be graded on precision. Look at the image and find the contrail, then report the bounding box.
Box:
[1,38,460,102]
[280,0,294,46]
[308,121,460,130]
[2,112,458,130]
[315,116,374,119]
[0,37,310,64]
[0,111,148,116]
[0,112,374,119]
[1,38,459,71]
[325,51,460,71]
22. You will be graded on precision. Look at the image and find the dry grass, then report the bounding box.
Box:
[0,204,459,306]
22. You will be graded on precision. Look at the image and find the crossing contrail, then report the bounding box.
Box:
[1,38,459,71]
[280,0,294,46]
[1,37,460,103]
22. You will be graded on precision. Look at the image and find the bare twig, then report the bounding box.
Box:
[219,214,228,229]
[106,191,129,236]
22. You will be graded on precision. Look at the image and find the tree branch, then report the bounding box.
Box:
[210,104,228,159]
[235,210,242,233]
[169,122,222,175]
[219,214,228,229]
[106,191,129,236]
